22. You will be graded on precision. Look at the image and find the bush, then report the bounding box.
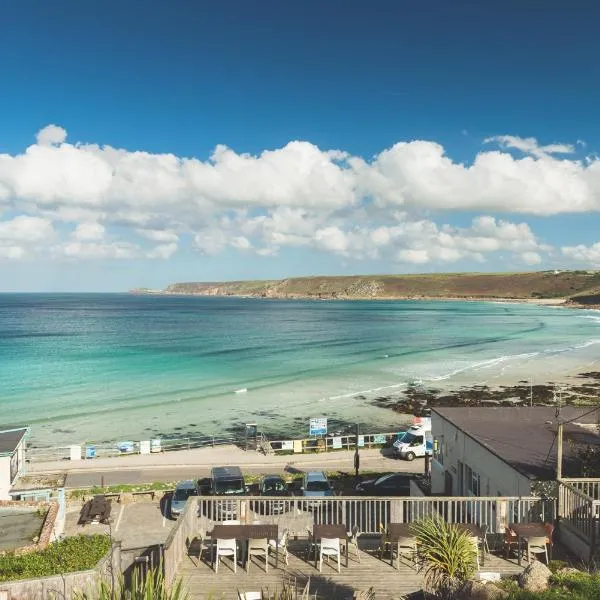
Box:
[412,516,478,599]
[0,535,111,582]
[505,571,600,599]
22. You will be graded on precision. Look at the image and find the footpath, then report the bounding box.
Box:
[27,444,424,489]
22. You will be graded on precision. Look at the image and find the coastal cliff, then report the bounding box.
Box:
[136,270,600,302]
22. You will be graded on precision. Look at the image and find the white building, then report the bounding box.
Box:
[0,426,29,500]
[431,407,598,497]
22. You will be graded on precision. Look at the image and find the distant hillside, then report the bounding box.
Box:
[151,271,600,302]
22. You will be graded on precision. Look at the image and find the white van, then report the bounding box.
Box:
[393,420,433,461]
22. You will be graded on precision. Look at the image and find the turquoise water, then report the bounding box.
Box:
[2,294,600,445]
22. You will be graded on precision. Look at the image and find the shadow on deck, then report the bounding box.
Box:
[178,537,527,600]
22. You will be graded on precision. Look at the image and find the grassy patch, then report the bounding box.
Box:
[0,535,111,582]
[68,481,175,499]
[504,572,600,599]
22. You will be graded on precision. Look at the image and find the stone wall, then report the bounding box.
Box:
[0,543,121,600]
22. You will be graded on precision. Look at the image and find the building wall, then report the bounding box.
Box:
[0,455,10,500]
[431,413,532,497]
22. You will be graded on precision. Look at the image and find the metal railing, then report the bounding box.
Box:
[266,431,400,454]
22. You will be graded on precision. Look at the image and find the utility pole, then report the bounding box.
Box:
[557,420,564,480]
[354,423,360,479]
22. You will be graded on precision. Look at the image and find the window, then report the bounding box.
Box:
[465,465,480,496]
[434,437,444,465]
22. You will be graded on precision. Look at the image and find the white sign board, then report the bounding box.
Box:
[332,436,342,449]
[281,440,293,451]
[151,439,162,453]
[140,440,151,455]
[358,435,365,447]
[69,445,81,461]
[309,418,327,436]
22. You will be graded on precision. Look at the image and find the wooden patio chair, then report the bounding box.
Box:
[503,525,519,558]
[544,523,555,559]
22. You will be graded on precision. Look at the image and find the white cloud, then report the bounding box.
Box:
[73,222,105,241]
[36,124,67,147]
[562,243,600,266]
[0,125,591,266]
[484,135,575,158]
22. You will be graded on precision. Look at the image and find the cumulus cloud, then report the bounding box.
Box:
[562,243,600,266]
[2,124,598,267]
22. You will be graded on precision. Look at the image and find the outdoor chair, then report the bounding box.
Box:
[269,528,289,566]
[392,535,417,570]
[378,523,391,560]
[194,530,212,566]
[214,538,237,573]
[544,523,555,559]
[503,526,519,558]
[526,536,549,564]
[319,537,341,573]
[344,525,361,563]
[479,524,491,555]
[306,528,318,562]
[247,537,270,573]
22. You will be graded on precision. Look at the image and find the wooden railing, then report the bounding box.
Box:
[561,478,600,501]
[161,494,555,583]
[558,480,600,555]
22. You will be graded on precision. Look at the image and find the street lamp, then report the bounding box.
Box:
[354,423,360,478]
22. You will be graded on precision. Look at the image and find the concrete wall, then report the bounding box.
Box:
[0,543,120,600]
[431,413,533,498]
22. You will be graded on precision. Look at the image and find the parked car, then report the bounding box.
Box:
[300,471,335,509]
[253,474,293,514]
[170,480,200,518]
[355,473,411,496]
[208,466,247,521]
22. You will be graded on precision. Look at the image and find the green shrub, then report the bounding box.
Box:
[412,516,478,599]
[0,535,111,582]
[505,571,600,599]
[74,565,188,600]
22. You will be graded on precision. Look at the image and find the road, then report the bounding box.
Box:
[27,444,425,488]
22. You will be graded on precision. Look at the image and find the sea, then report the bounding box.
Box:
[2,294,600,447]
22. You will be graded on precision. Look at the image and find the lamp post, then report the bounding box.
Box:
[354,423,360,479]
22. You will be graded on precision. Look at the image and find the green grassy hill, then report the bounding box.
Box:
[157,270,600,301]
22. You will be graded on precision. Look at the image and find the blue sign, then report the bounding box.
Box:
[85,445,96,459]
[309,417,327,436]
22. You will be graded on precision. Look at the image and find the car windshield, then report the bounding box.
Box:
[403,433,417,444]
[374,474,396,486]
[174,487,197,502]
[264,480,286,493]
[215,479,244,494]
[306,480,330,492]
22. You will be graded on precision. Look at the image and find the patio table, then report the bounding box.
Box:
[312,523,349,568]
[211,524,279,570]
[85,495,111,524]
[509,523,547,566]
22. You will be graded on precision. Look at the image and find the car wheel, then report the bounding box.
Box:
[405,451,416,461]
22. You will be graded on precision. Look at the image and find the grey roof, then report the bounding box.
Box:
[0,426,28,455]
[432,407,600,480]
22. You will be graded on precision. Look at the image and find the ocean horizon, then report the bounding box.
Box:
[2,294,600,447]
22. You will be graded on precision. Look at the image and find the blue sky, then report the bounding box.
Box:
[1,1,600,291]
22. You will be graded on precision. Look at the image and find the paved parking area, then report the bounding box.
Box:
[64,499,176,550]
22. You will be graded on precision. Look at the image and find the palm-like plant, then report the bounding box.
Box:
[411,516,478,599]
[74,564,188,600]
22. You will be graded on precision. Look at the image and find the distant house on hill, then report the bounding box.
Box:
[0,425,29,500]
[431,407,599,497]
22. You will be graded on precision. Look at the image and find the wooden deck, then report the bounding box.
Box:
[178,537,526,600]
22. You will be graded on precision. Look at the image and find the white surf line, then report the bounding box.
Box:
[114,504,125,532]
